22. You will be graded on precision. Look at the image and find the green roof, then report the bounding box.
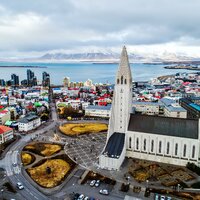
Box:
[5,120,15,126]
[34,102,42,107]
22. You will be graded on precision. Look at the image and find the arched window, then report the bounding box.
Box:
[129,137,132,149]
[175,143,178,156]
[192,145,195,158]
[143,139,146,151]
[121,76,123,84]
[151,140,154,152]
[117,78,119,84]
[136,138,139,150]
[167,142,170,154]
[159,141,162,153]
[183,144,186,157]
[125,79,127,84]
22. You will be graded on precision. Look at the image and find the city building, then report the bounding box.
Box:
[160,98,187,118]
[0,125,14,144]
[63,77,70,87]
[0,79,5,87]
[132,101,160,115]
[11,74,19,86]
[99,46,200,171]
[42,72,50,87]
[18,113,41,132]
[27,69,37,86]
[180,98,200,119]
[85,105,111,118]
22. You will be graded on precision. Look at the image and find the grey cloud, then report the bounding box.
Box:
[0,0,200,55]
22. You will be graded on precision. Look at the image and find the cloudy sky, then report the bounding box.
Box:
[1,0,200,58]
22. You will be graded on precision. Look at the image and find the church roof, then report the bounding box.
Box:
[116,46,132,82]
[103,132,125,159]
[128,114,199,139]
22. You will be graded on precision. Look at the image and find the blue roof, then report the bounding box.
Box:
[190,103,200,111]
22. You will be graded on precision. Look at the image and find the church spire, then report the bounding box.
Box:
[116,46,132,85]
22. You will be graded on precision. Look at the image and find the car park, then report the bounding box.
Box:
[90,180,96,187]
[16,182,24,190]
[99,189,109,195]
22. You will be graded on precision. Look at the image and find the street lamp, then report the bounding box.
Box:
[146,179,149,188]
[1,188,4,199]
[177,184,180,192]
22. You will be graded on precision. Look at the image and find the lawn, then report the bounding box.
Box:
[23,143,62,157]
[21,152,35,166]
[27,159,70,188]
[59,123,108,136]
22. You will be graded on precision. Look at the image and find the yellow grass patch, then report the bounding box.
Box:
[21,152,34,166]
[41,144,62,157]
[27,159,70,188]
[59,123,108,136]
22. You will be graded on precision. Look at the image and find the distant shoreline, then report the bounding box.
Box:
[0,66,47,68]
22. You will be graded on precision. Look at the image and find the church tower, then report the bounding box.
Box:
[108,46,133,137]
[99,46,132,170]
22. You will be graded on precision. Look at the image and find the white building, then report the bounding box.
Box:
[85,105,111,118]
[132,101,160,115]
[160,98,187,118]
[0,125,14,144]
[18,113,41,132]
[99,46,200,171]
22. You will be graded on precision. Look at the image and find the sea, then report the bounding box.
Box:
[0,62,196,85]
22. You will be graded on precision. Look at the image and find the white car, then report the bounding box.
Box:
[95,180,100,187]
[78,194,84,200]
[16,182,24,190]
[99,189,109,195]
[89,180,96,187]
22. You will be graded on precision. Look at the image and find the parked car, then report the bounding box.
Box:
[73,193,80,200]
[78,194,85,200]
[84,197,89,200]
[95,180,100,187]
[99,189,109,195]
[90,180,96,187]
[16,182,24,190]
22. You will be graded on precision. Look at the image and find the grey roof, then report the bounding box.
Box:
[103,132,125,159]
[128,114,199,139]
[86,105,111,111]
[18,114,39,124]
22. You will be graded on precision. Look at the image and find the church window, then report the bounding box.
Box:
[192,145,195,158]
[183,144,186,157]
[136,138,139,150]
[117,78,119,84]
[121,76,123,84]
[175,143,178,156]
[143,139,146,151]
[159,141,162,153]
[151,140,154,152]
[125,79,127,84]
[129,137,132,149]
[167,142,170,154]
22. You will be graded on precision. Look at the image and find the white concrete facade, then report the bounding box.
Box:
[85,105,111,118]
[18,117,41,132]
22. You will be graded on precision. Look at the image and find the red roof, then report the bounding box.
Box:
[0,110,8,114]
[0,125,13,134]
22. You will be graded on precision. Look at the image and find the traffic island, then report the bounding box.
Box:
[26,154,76,188]
[21,152,35,166]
